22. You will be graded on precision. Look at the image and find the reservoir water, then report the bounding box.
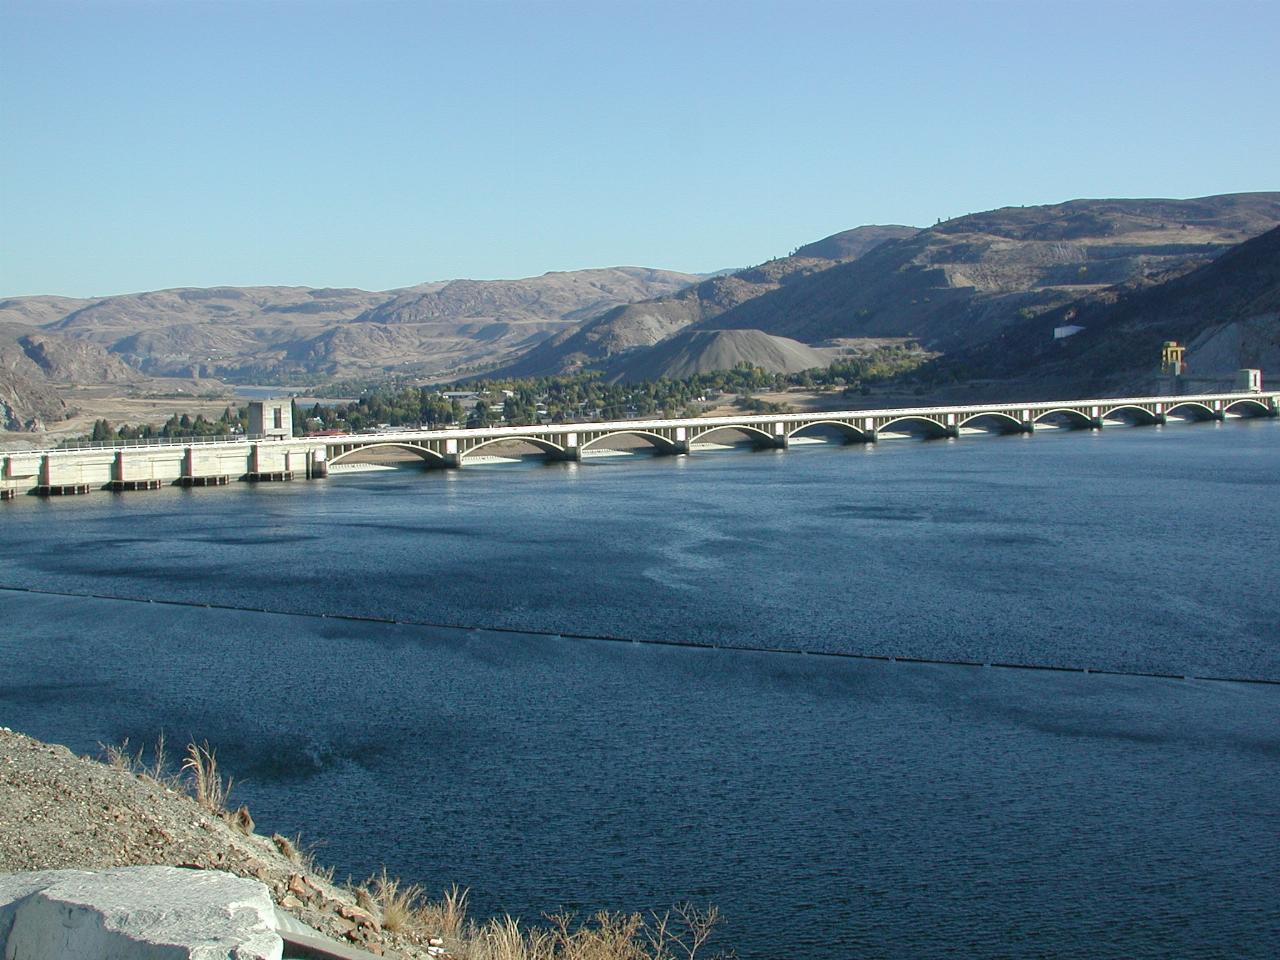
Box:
[2,419,1277,958]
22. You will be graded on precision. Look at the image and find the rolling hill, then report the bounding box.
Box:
[0,268,700,383]
[931,223,1280,395]
[688,193,1280,350]
[495,225,918,377]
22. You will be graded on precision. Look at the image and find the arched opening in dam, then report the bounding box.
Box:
[326,443,447,473]
[788,421,873,445]
[1162,401,1220,423]
[688,425,779,450]
[458,437,568,465]
[580,431,678,457]
[1033,409,1096,430]
[1222,397,1274,417]
[957,412,1027,435]
[876,416,952,440]
[1101,405,1164,427]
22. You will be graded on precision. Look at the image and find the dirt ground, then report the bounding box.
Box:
[3,381,239,451]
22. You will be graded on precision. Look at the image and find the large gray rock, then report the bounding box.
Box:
[0,867,282,960]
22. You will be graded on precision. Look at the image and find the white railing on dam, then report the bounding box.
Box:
[3,391,1276,498]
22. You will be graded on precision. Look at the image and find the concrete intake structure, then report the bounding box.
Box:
[3,391,1277,499]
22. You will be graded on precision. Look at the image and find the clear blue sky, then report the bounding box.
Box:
[2,0,1277,298]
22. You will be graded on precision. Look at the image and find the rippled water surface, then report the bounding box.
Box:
[2,419,1278,958]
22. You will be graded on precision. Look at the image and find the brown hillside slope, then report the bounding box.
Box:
[935,223,1280,394]
[293,268,701,378]
[497,225,917,377]
[0,324,139,430]
[2,269,699,382]
[693,193,1280,350]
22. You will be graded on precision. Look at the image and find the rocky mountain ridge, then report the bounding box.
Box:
[0,267,700,383]
[0,323,139,430]
[497,225,918,377]
[934,223,1280,394]
[494,194,1280,382]
[688,193,1280,349]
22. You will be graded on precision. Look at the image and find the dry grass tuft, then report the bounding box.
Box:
[417,882,469,939]
[273,833,334,883]
[100,737,143,773]
[469,915,543,960]
[458,905,728,960]
[273,833,300,863]
[99,733,176,787]
[645,903,723,960]
[368,866,425,933]
[182,740,234,814]
[228,804,255,835]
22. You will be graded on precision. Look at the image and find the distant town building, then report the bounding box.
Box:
[248,399,291,439]
[1053,325,1086,340]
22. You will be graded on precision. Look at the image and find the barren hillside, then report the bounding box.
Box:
[689,194,1280,352]
[1,268,699,383]
[498,225,917,377]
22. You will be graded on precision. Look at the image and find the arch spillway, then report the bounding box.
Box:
[957,412,1025,433]
[1101,404,1162,425]
[877,415,951,438]
[1163,401,1218,421]
[580,430,680,454]
[688,424,779,447]
[458,435,568,463]
[1032,408,1095,429]
[787,420,873,443]
[327,442,447,467]
[1222,397,1274,416]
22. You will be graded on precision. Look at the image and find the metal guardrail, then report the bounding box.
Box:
[53,433,265,452]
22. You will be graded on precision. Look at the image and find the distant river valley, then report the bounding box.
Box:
[2,419,1277,959]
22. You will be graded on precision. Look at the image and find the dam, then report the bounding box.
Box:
[3,391,1277,499]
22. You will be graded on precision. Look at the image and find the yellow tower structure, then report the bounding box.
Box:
[1161,341,1186,377]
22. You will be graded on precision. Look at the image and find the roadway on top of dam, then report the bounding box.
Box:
[318,390,1280,467]
[26,390,1280,464]
[3,391,1275,496]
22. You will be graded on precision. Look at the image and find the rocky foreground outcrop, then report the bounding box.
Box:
[0,867,284,960]
[0,728,433,958]
[0,728,729,960]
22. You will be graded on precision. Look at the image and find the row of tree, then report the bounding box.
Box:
[67,345,927,443]
[304,346,926,431]
[78,408,249,445]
